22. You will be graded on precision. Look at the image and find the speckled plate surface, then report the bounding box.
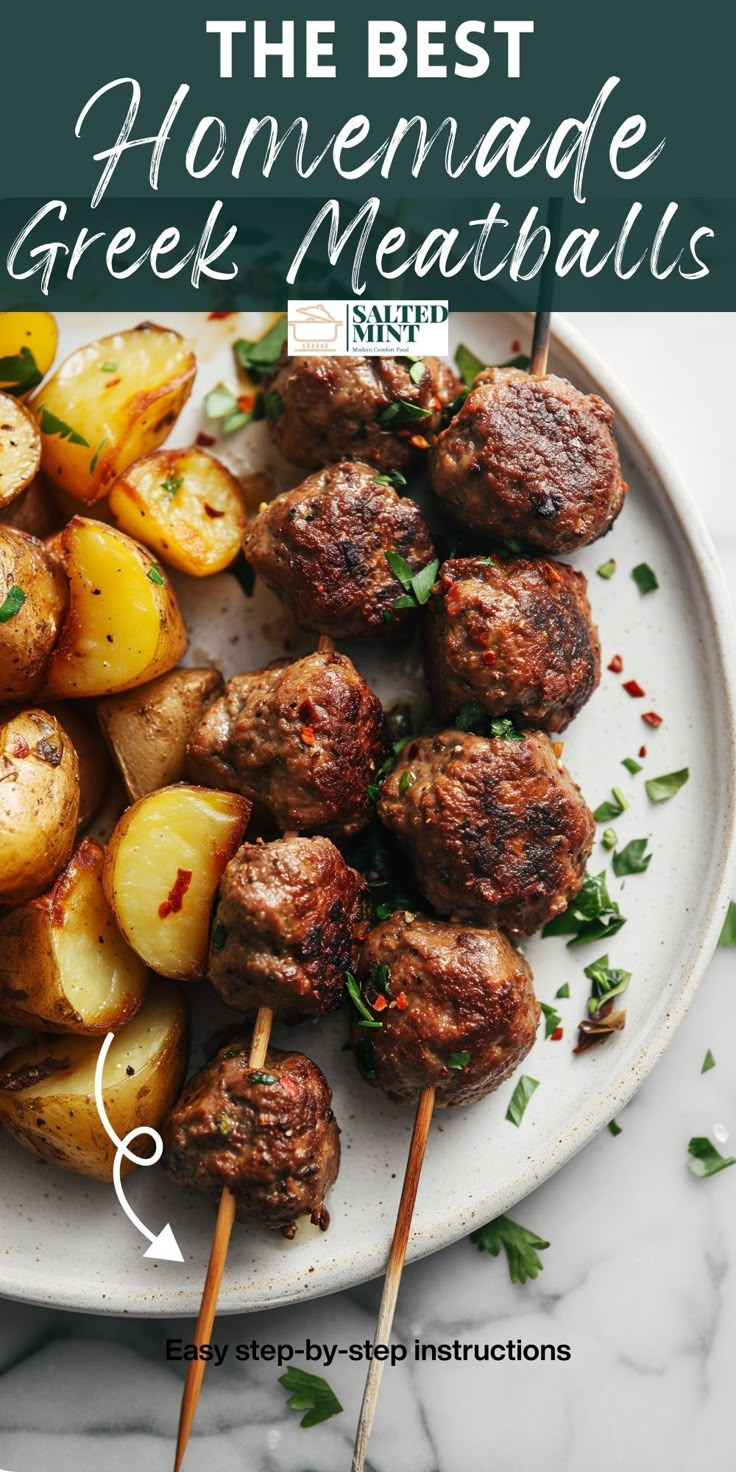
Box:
[1,311,735,1316]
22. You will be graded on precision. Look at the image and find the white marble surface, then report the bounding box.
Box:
[1,313,735,1472]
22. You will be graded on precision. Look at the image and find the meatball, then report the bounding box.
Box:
[423,555,600,732]
[209,835,371,1016]
[242,460,437,641]
[163,1040,340,1235]
[265,353,461,472]
[351,911,539,1106]
[187,649,387,838]
[378,728,594,934]
[428,367,625,552]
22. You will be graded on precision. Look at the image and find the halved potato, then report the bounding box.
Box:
[0,698,109,831]
[0,474,61,539]
[32,323,196,503]
[109,447,248,576]
[0,980,188,1180]
[104,785,250,979]
[0,709,79,905]
[98,667,224,803]
[42,517,188,698]
[0,393,42,506]
[0,312,58,398]
[0,837,148,1033]
[0,526,68,698]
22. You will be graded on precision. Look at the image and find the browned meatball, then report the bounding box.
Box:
[378,728,594,934]
[209,835,371,1016]
[428,367,626,552]
[351,911,539,1106]
[163,1040,340,1235]
[242,460,437,641]
[187,649,387,838]
[265,353,461,472]
[423,555,600,732]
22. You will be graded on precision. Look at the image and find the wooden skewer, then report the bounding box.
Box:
[529,197,563,376]
[173,633,335,1472]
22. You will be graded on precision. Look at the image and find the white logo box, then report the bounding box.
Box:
[287,300,449,356]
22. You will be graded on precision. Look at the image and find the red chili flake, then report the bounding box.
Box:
[623,679,645,698]
[482,650,497,666]
[208,310,236,320]
[409,434,430,450]
[642,711,662,728]
[203,503,225,519]
[300,725,316,746]
[196,431,216,447]
[11,738,29,758]
[237,393,255,412]
[639,745,647,758]
[395,991,408,1011]
[550,1026,564,1041]
[104,377,121,389]
[372,995,388,1013]
[607,654,624,674]
[511,339,521,353]
[158,868,192,919]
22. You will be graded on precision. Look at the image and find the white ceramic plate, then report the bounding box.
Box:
[1,311,735,1317]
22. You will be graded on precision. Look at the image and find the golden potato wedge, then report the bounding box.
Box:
[0,980,188,1180]
[0,392,42,507]
[0,526,68,698]
[0,474,61,539]
[109,447,248,576]
[0,837,148,1033]
[104,785,250,979]
[0,698,109,831]
[32,322,196,504]
[98,667,224,803]
[0,311,58,398]
[0,709,79,905]
[42,517,188,698]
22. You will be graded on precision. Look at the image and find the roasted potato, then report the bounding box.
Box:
[0,698,109,831]
[42,517,188,698]
[0,312,58,398]
[109,447,248,576]
[0,393,42,507]
[0,710,79,905]
[33,322,196,503]
[0,838,148,1033]
[0,474,61,539]
[98,667,224,803]
[0,527,68,698]
[104,785,250,980]
[0,980,188,1180]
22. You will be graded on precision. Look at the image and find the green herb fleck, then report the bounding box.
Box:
[398,768,415,795]
[455,343,486,388]
[215,1112,232,1136]
[645,768,689,803]
[612,838,651,877]
[36,405,89,447]
[455,700,488,734]
[211,919,227,951]
[470,1214,549,1284]
[368,962,391,995]
[555,983,570,999]
[279,1366,343,1429]
[489,717,523,741]
[384,550,439,611]
[233,316,287,377]
[608,1120,622,1137]
[447,1050,471,1070]
[622,757,642,775]
[503,537,524,555]
[161,473,184,498]
[100,360,118,373]
[601,828,618,851]
[701,1049,716,1074]
[540,1001,562,1039]
[597,558,617,579]
[632,562,659,595]
[378,398,431,427]
[249,1071,277,1085]
[687,1136,736,1179]
[89,438,107,474]
[505,1074,539,1127]
[408,359,426,384]
[147,565,165,586]
[718,901,736,947]
[0,346,42,397]
[543,870,626,947]
[374,470,407,489]
[593,787,628,823]
[345,971,382,1029]
[583,954,632,1015]
[0,585,26,622]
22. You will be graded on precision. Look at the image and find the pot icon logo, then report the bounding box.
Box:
[288,303,342,349]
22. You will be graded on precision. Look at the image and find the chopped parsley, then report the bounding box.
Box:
[366,735,410,802]
[36,405,89,446]
[211,919,227,951]
[687,1136,736,1179]
[543,871,626,947]
[593,786,628,823]
[264,391,283,418]
[146,565,165,586]
[368,962,391,995]
[215,1112,232,1136]
[446,1050,471,1070]
[608,1120,623,1137]
[540,1001,562,1038]
[161,473,184,498]
[454,703,522,741]
[596,558,617,579]
[100,360,118,373]
[718,901,736,946]
[455,343,486,388]
[408,358,426,384]
[342,822,418,920]
[345,971,382,1028]
[621,757,642,775]
[204,382,257,434]
[249,1071,277,1085]
[505,1074,539,1127]
[398,768,415,795]
[470,1214,549,1284]
[632,562,659,594]
[378,399,431,427]
[645,768,689,803]
[384,550,439,611]
[601,828,618,851]
[89,438,107,474]
[233,316,287,377]
[612,837,651,877]
[583,954,632,1015]
[279,1366,343,1429]
[0,346,42,397]
[374,470,407,489]
[701,1049,716,1074]
[489,717,523,741]
[0,585,26,622]
[555,982,570,999]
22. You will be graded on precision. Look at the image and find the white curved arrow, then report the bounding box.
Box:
[95,1032,183,1263]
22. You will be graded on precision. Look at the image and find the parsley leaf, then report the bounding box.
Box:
[0,585,26,622]
[583,954,631,1015]
[89,438,107,474]
[608,1120,623,1137]
[597,558,616,579]
[384,550,439,610]
[249,1071,277,1085]
[632,562,659,594]
[645,768,689,803]
[100,360,118,373]
[233,316,287,378]
[146,565,165,586]
[701,1049,716,1074]
[453,703,522,740]
[211,919,227,951]
[489,717,523,741]
[345,971,382,1028]
[161,473,184,498]
[378,399,431,427]
[505,1074,539,1127]
[601,828,618,851]
[540,1001,562,1038]
[398,768,415,795]
[718,901,736,947]
[36,405,89,447]
[543,871,626,947]
[470,1214,549,1284]
[612,838,651,877]
[455,343,486,388]
[279,1366,343,1429]
[204,382,261,434]
[593,787,628,822]
[622,757,642,775]
[408,359,426,384]
[374,470,407,489]
[555,982,570,999]
[0,346,42,397]
[447,1050,471,1070]
[687,1136,736,1179]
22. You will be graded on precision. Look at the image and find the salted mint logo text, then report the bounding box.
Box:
[287,301,448,355]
